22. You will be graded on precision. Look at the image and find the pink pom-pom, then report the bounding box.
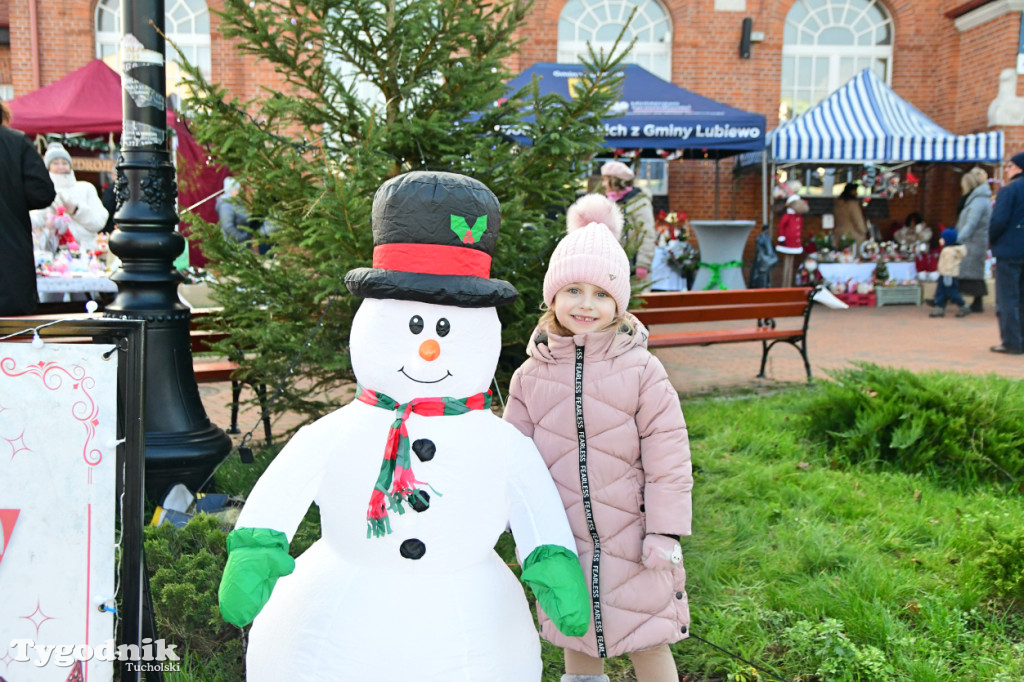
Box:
[566,193,623,238]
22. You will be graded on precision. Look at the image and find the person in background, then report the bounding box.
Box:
[505,193,692,682]
[988,152,1024,354]
[216,176,252,244]
[29,142,108,252]
[0,100,56,315]
[833,182,868,246]
[100,169,118,234]
[601,161,656,289]
[749,223,778,288]
[954,167,992,313]
[928,227,970,318]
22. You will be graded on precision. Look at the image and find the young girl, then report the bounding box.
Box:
[504,193,693,682]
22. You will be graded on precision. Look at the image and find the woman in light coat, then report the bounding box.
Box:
[955,167,992,312]
[601,161,657,289]
[505,194,692,682]
[29,143,108,252]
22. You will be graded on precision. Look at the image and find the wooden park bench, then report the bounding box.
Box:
[189,308,271,442]
[628,286,816,381]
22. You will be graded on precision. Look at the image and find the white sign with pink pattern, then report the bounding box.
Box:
[0,342,118,682]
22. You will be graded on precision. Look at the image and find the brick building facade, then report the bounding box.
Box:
[3,0,1024,258]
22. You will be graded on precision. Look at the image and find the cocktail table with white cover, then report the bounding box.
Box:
[690,220,755,291]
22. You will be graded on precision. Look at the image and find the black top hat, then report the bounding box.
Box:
[345,171,519,307]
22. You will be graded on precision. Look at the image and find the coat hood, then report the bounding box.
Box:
[526,313,649,364]
[966,181,992,202]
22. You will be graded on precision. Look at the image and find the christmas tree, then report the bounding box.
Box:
[873,261,890,284]
[176,0,630,426]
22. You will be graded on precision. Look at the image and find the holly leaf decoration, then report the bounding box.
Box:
[451,215,487,244]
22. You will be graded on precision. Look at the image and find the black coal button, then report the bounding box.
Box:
[412,439,435,462]
[400,538,426,560]
[411,491,430,513]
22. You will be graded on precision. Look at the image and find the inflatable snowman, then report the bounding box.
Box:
[218,171,589,681]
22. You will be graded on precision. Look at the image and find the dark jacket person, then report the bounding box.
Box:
[0,101,57,316]
[988,151,1024,354]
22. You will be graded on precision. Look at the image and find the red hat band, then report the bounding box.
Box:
[372,243,492,278]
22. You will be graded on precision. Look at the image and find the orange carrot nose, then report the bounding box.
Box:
[419,339,441,361]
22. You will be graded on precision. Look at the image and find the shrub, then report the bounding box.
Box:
[975,528,1024,605]
[783,617,894,681]
[144,514,244,681]
[802,363,1024,488]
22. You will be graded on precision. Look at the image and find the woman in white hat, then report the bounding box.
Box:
[600,160,657,289]
[30,142,108,252]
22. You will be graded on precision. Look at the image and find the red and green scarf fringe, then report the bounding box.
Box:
[356,384,492,538]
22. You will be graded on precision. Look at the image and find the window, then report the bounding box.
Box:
[95,0,211,79]
[779,0,892,122]
[558,0,672,81]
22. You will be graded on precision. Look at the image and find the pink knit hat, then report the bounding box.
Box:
[600,160,635,181]
[543,194,631,314]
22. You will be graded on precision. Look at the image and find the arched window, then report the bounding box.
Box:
[95,0,211,78]
[780,0,893,121]
[558,0,672,81]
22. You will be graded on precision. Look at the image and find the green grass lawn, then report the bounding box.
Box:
[152,365,1024,681]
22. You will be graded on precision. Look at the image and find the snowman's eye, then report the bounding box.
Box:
[436,318,450,337]
[409,316,424,334]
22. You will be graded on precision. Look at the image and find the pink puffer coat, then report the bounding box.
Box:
[504,316,692,658]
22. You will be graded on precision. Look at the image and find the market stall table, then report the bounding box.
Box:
[818,262,917,285]
[37,275,118,303]
[690,220,755,291]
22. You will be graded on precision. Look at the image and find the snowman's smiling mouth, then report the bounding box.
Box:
[399,367,453,384]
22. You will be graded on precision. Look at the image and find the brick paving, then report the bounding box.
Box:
[198,300,1024,444]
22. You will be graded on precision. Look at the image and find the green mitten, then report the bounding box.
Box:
[218,527,296,627]
[521,544,590,637]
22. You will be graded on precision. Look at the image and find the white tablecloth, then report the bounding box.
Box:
[649,245,688,291]
[690,220,756,290]
[36,275,117,302]
[818,262,917,284]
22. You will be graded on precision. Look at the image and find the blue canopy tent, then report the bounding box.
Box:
[506,63,766,158]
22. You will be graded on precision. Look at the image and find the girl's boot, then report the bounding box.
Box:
[561,676,610,682]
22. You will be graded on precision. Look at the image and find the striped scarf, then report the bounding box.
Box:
[356,384,492,538]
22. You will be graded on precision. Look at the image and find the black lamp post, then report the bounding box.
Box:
[106,0,232,502]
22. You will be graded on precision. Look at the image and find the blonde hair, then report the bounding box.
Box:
[0,101,10,127]
[604,175,632,192]
[537,306,637,338]
[961,167,988,195]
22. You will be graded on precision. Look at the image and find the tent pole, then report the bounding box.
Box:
[714,158,720,219]
[761,150,768,227]
[920,165,928,224]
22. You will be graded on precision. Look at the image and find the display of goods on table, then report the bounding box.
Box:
[835,292,877,307]
[35,233,115,278]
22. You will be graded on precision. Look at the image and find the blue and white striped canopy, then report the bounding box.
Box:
[771,69,1003,164]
